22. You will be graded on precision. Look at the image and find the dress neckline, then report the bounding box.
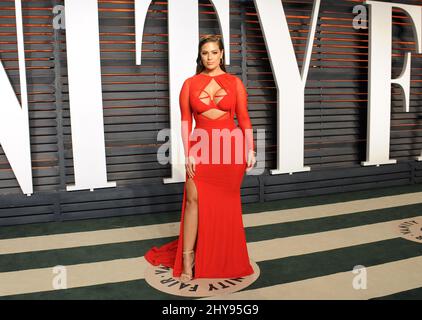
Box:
[199,72,227,78]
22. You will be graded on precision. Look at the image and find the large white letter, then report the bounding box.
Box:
[135,0,230,183]
[363,1,422,166]
[64,0,116,191]
[253,0,321,175]
[0,0,32,195]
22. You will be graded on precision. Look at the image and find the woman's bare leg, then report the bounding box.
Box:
[182,178,198,275]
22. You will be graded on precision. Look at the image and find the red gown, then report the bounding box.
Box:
[144,72,255,279]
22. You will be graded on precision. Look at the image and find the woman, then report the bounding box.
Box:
[145,35,256,282]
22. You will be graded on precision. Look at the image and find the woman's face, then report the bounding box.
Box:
[200,41,224,71]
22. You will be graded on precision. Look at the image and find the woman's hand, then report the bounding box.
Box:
[185,156,196,178]
[246,150,256,172]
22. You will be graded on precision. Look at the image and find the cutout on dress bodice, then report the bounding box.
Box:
[198,78,229,120]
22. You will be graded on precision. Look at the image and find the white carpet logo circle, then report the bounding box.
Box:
[398,217,422,244]
[144,260,260,297]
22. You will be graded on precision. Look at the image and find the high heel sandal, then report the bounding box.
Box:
[180,250,195,282]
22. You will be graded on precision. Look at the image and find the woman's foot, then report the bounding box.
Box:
[180,250,195,282]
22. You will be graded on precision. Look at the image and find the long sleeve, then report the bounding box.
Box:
[179,77,193,158]
[235,76,254,153]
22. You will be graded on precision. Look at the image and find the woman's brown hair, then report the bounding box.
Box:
[195,35,227,75]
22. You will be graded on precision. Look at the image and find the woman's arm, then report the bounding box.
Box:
[235,76,255,153]
[179,78,193,158]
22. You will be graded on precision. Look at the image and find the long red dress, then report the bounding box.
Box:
[144,72,255,279]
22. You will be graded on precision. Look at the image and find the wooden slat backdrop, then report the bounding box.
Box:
[0,0,421,226]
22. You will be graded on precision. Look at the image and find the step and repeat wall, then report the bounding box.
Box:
[0,0,421,225]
